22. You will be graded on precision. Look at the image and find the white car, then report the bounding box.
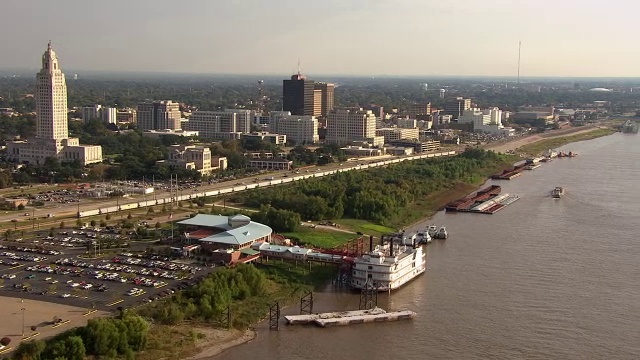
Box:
[7,274,16,279]
[44,277,52,281]
[69,283,80,288]
[50,280,59,284]
[61,293,70,298]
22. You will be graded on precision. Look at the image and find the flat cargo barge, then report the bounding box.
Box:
[284,308,415,327]
[491,164,527,180]
[445,185,519,214]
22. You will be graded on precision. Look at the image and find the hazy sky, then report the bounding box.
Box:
[1,0,637,77]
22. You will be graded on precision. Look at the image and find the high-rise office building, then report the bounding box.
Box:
[6,42,102,165]
[100,107,117,124]
[313,89,323,116]
[314,82,335,117]
[444,97,472,119]
[407,103,431,118]
[283,72,315,116]
[136,100,182,131]
[82,105,117,124]
[82,105,102,123]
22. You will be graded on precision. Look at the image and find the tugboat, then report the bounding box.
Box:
[434,226,448,240]
[551,187,565,199]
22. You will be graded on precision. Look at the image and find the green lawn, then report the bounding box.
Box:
[517,128,615,155]
[280,227,356,249]
[333,219,396,236]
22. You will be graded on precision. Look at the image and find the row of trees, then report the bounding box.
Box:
[234,149,507,225]
[137,264,266,328]
[12,313,149,360]
[251,206,301,233]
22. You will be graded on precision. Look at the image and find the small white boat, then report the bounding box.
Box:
[427,225,438,238]
[434,226,448,240]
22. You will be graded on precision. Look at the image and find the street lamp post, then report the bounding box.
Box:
[21,307,25,336]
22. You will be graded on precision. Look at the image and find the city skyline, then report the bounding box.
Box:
[1,0,638,77]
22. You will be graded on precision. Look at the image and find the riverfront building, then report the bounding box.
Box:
[458,108,515,136]
[178,214,272,261]
[6,42,103,166]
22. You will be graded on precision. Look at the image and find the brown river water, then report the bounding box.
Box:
[215,133,640,360]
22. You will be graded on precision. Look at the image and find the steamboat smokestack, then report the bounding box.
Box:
[369,235,374,252]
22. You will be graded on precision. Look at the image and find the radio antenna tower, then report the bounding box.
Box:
[517,41,522,84]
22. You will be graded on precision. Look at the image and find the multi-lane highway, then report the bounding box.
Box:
[4,151,456,223]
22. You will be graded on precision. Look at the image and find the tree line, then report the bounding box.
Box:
[11,313,149,360]
[137,264,267,329]
[233,149,508,226]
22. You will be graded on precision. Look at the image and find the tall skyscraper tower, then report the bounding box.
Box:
[37,42,68,140]
[283,69,315,116]
[6,43,103,165]
[314,82,335,117]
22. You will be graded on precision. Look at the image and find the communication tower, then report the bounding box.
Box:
[257,80,265,115]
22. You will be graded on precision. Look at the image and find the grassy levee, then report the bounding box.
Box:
[333,219,396,236]
[280,227,356,248]
[516,128,615,156]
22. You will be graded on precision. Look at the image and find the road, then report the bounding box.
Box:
[2,152,458,224]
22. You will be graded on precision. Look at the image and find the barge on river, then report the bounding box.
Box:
[284,308,416,327]
[491,164,527,180]
[445,185,519,214]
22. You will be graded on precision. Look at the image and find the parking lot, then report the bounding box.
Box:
[0,243,215,311]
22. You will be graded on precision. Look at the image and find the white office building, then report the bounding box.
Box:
[6,43,103,165]
[82,105,117,125]
[100,107,117,124]
[185,109,252,140]
[268,112,319,145]
[458,108,514,136]
[326,108,383,146]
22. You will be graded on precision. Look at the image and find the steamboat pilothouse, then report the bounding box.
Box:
[350,234,426,292]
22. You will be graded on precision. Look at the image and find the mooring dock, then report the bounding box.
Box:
[284,308,415,327]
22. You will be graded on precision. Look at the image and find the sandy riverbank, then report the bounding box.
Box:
[183,328,256,360]
[486,126,602,153]
[0,296,107,353]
